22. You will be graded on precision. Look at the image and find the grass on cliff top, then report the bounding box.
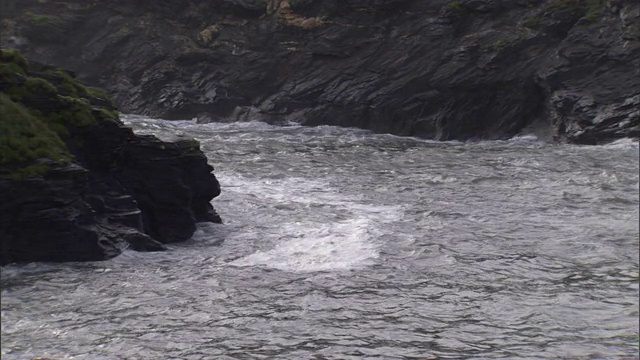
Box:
[0,94,71,178]
[0,48,118,178]
[42,66,117,108]
[0,48,28,73]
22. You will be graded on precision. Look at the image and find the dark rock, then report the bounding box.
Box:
[0,162,125,264]
[116,134,222,243]
[121,231,167,252]
[0,51,222,265]
[1,0,638,143]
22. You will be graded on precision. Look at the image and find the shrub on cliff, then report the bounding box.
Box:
[0,48,118,178]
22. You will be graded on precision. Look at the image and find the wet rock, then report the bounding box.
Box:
[2,0,638,143]
[0,162,125,264]
[0,51,221,265]
[117,134,222,243]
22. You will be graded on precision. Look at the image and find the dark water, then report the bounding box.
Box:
[2,116,638,359]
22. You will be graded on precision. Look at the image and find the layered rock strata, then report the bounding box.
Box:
[0,49,221,265]
[2,0,638,143]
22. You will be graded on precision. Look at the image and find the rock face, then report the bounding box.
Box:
[1,0,638,144]
[0,50,221,265]
[116,134,222,243]
[0,162,126,263]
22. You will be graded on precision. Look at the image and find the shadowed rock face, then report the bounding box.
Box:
[0,53,221,265]
[2,0,638,143]
[0,162,126,263]
[116,133,222,243]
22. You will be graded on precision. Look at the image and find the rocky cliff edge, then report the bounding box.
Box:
[0,49,222,265]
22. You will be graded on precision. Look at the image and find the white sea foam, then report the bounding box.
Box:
[229,218,380,272]
[219,173,404,223]
[597,138,639,150]
[122,114,284,134]
[221,174,401,272]
[509,134,540,142]
[4,115,639,359]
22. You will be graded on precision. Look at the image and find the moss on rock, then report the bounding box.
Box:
[0,94,70,178]
[0,48,28,72]
[0,48,118,178]
[23,10,59,26]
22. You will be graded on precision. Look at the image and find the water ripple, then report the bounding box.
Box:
[2,117,638,359]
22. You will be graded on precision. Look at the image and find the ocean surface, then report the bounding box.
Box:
[1,115,639,359]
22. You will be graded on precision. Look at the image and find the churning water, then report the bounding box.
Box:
[2,115,639,359]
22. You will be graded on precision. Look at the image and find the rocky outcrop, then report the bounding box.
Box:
[116,133,222,243]
[0,49,221,265]
[1,162,128,263]
[1,0,638,143]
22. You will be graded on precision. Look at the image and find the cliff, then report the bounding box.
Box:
[0,49,221,265]
[1,0,638,143]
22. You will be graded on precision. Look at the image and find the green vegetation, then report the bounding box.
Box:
[86,86,113,103]
[546,0,604,20]
[492,38,507,50]
[0,48,119,178]
[523,0,605,28]
[523,15,543,27]
[0,94,70,178]
[46,96,97,130]
[3,76,58,101]
[23,11,57,25]
[42,68,116,107]
[585,0,605,21]
[0,48,28,72]
[43,68,83,96]
[445,1,462,10]
[93,107,120,123]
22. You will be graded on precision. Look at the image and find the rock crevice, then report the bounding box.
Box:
[0,50,222,265]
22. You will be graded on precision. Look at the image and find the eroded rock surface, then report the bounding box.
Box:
[1,0,638,143]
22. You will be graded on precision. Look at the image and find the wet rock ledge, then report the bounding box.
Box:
[0,49,222,265]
